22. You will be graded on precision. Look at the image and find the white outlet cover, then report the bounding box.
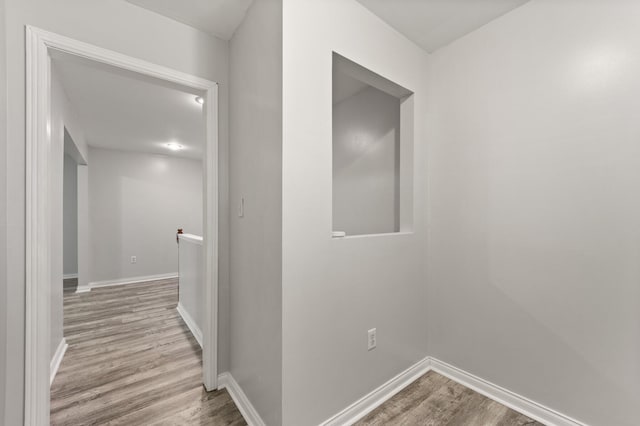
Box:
[368,328,377,351]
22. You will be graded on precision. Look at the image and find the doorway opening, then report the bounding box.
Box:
[25,26,219,425]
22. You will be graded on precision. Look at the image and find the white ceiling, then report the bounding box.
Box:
[53,1,530,159]
[355,0,530,53]
[125,0,528,53]
[126,0,253,40]
[53,54,205,160]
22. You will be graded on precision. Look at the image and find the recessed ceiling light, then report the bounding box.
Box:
[165,142,183,151]
[195,96,204,105]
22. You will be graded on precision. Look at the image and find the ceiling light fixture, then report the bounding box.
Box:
[165,142,184,151]
[195,96,204,105]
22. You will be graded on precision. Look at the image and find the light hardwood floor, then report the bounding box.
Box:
[54,279,542,425]
[355,370,543,426]
[51,278,246,425]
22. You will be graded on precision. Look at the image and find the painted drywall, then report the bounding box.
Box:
[50,68,90,362]
[50,70,68,360]
[333,86,400,236]
[88,147,202,282]
[282,0,429,423]
[77,164,89,290]
[229,0,283,424]
[63,153,78,276]
[50,67,89,365]
[0,0,7,420]
[427,1,640,425]
[2,2,231,421]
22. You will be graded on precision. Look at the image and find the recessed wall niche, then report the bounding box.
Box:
[332,52,414,237]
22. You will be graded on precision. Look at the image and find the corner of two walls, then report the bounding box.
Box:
[426,1,640,425]
[228,0,283,424]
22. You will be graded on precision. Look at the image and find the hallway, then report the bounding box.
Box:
[50,279,246,425]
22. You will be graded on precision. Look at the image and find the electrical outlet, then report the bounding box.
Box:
[130,256,137,264]
[367,328,377,351]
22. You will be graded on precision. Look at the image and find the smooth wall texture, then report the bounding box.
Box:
[50,68,88,361]
[88,147,202,282]
[77,164,89,289]
[2,3,230,421]
[50,70,67,359]
[63,153,78,276]
[229,0,283,424]
[0,0,7,420]
[427,1,640,425]
[333,86,400,236]
[282,0,429,424]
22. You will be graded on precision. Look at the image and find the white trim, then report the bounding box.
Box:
[74,285,91,294]
[429,357,588,426]
[176,302,202,347]
[25,25,52,426]
[88,272,178,290]
[202,82,219,391]
[321,357,589,426]
[178,233,203,245]
[319,357,431,426]
[25,26,219,425]
[76,272,178,293]
[49,338,68,387]
[62,273,78,279]
[217,372,266,426]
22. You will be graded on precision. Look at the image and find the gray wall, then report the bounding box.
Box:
[0,0,6,420]
[333,86,400,236]
[281,0,429,424]
[2,1,230,422]
[88,147,202,282]
[229,0,283,424]
[50,67,89,362]
[50,68,69,359]
[63,153,78,276]
[427,1,640,425]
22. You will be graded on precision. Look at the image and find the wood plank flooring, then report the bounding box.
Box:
[355,370,543,426]
[51,278,246,425]
[53,278,543,425]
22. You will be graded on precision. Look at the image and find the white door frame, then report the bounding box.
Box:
[25,26,219,425]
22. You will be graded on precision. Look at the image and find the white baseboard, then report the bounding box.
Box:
[63,273,78,279]
[176,302,202,347]
[320,357,432,426]
[321,356,588,426]
[77,272,179,293]
[218,372,266,426]
[50,338,68,386]
[429,357,587,426]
